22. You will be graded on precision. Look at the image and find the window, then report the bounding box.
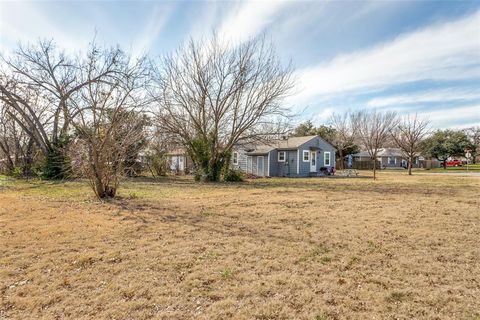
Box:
[278,151,286,162]
[388,157,395,165]
[303,150,310,162]
[233,152,238,165]
[324,151,331,166]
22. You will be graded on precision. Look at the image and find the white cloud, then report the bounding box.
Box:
[132,4,175,58]
[0,2,89,53]
[421,104,480,129]
[292,10,480,105]
[367,88,480,108]
[218,0,291,44]
[310,107,335,125]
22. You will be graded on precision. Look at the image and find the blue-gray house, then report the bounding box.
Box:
[231,135,336,177]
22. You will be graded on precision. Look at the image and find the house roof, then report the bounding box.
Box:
[245,145,275,155]
[245,135,326,155]
[166,148,187,156]
[276,135,318,150]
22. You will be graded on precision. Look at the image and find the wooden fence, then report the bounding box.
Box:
[336,160,381,170]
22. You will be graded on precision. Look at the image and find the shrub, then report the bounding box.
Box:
[222,169,244,182]
[145,152,168,177]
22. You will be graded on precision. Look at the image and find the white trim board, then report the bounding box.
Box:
[267,153,270,177]
[297,150,300,175]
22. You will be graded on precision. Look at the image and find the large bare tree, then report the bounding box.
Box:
[0,40,122,178]
[352,110,398,180]
[329,111,357,170]
[391,114,430,175]
[69,49,150,199]
[152,35,294,181]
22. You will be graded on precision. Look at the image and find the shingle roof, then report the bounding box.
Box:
[245,135,318,155]
[276,135,318,149]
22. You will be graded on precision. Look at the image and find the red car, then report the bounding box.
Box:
[446,159,463,167]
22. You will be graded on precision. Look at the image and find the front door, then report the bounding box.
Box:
[310,151,316,172]
[257,156,264,176]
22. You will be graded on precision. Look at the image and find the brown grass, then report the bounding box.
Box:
[0,173,479,319]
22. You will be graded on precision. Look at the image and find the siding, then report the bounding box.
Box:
[269,150,278,176]
[231,149,248,171]
[249,155,269,176]
[273,150,298,177]
[296,137,336,177]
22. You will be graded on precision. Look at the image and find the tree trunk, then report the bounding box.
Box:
[408,159,412,175]
[0,143,14,175]
[373,157,377,180]
[207,158,223,182]
[443,160,447,170]
[94,178,106,198]
[338,150,344,170]
[4,157,14,175]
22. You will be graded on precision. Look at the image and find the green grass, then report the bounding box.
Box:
[1,171,478,203]
[425,164,480,172]
[379,164,480,173]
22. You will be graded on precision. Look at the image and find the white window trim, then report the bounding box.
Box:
[278,151,286,162]
[233,151,239,165]
[302,150,310,162]
[324,151,331,166]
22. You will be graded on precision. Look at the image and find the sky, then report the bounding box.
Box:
[0,0,479,129]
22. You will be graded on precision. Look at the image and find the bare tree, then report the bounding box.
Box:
[329,111,357,170]
[69,48,149,199]
[391,114,430,175]
[464,126,480,164]
[152,34,294,181]
[352,110,398,179]
[0,40,122,178]
[0,104,38,175]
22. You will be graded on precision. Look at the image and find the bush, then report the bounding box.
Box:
[145,152,169,177]
[222,169,244,182]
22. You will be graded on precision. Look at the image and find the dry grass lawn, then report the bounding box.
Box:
[0,173,479,319]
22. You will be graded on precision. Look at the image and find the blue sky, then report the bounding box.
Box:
[1,0,479,129]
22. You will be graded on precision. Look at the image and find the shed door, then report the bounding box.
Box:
[310,151,317,172]
[178,156,184,171]
[257,156,264,176]
[247,156,252,173]
[170,156,177,171]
